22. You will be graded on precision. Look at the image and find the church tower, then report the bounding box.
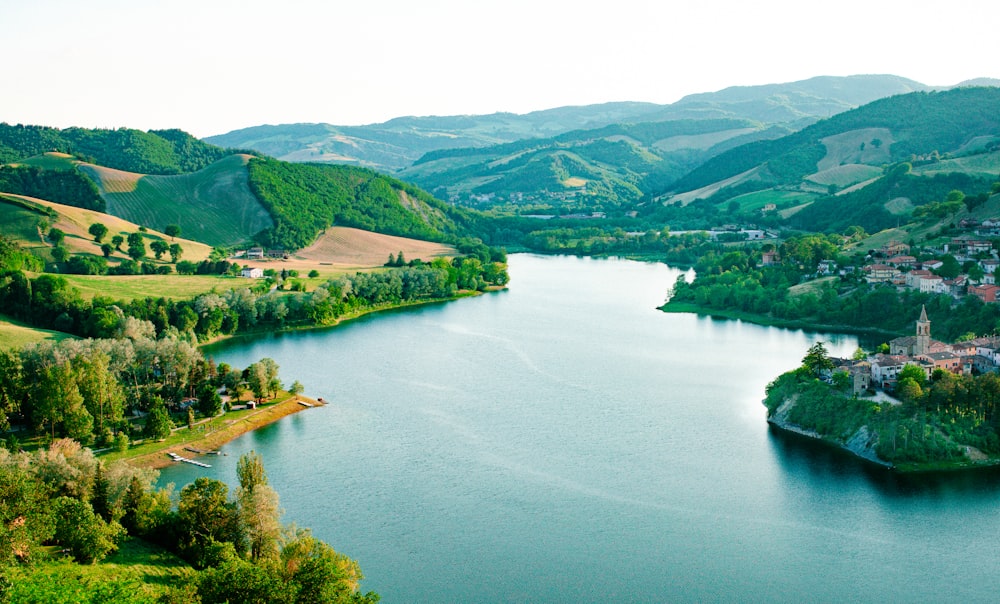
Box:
[915,305,930,356]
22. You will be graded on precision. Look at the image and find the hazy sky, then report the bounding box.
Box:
[3,0,997,138]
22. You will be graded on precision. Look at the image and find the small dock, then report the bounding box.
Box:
[298,400,312,407]
[168,451,212,468]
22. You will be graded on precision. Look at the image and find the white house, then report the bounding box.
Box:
[241,267,264,279]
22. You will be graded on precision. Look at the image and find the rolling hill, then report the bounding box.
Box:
[0,192,213,264]
[2,133,486,252]
[78,154,272,247]
[205,75,933,174]
[659,86,1000,233]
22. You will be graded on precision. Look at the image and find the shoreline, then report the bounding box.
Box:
[197,288,500,349]
[659,301,903,340]
[767,404,1000,474]
[122,394,325,470]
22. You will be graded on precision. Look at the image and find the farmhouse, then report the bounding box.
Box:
[241,267,264,279]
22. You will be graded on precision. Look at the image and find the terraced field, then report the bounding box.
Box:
[79,154,271,247]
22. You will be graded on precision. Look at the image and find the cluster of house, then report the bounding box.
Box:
[828,305,1000,395]
[860,239,1000,302]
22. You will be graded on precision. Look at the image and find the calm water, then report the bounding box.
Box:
[161,254,1000,603]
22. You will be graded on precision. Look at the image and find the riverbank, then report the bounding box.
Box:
[660,301,902,341]
[196,288,497,349]
[766,395,1000,473]
[110,393,325,470]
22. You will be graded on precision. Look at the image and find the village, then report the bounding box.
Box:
[828,304,1000,396]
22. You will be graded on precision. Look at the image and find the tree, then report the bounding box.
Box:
[280,529,371,603]
[111,235,124,251]
[88,223,109,243]
[149,240,169,260]
[169,243,183,263]
[801,342,834,377]
[47,228,65,246]
[144,397,173,440]
[177,477,242,566]
[198,382,222,418]
[164,224,181,240]
[236,451,281,563]
[898,364,927,388]
[936,255,961,279]
[51,496,125,563]
[100,243,114,258]
[50,245,68,263]
[127,233,146,261]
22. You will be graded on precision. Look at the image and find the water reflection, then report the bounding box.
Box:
[767,424,1000,499]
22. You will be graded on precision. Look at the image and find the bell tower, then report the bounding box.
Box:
[915,305,930,356]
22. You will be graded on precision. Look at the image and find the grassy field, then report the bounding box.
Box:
[788,276,839,298]
[912,149,1000,178]
[80,154,272,247]
[817,128,893,171]
[4,538,194,602]
[0,193,213,265]
[652,127,757,153]
[806,164,883,188]
[0,313,74,349]
[16,151,80,171]
[57,273,248,301]
[728,188,817,212]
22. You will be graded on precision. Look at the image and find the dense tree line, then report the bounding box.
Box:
[0,123,242,175]
[0,246,508,342]
[0,166,104,211]
[0,332,280,447]
[0,444,377,602]
[666,233,1000,341]
[246,157,482,250]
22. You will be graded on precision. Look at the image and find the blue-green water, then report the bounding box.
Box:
[161,254,1000,602]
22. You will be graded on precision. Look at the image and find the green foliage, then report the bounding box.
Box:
[246,157,479,250]
[675,87,1000,194]
[87,223,108,242]
[0,123,237,175]
[0,166,104,212]
[51,496,125,563]
[144,398,173,440]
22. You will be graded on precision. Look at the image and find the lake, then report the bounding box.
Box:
[160,254,1000,602]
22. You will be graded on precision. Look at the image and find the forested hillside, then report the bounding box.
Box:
[247,158,481,249]
[401,118,770,211]
[668,87,1000,197]
[0,124,241,175]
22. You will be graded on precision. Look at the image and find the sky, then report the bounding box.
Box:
[2,0,997,138]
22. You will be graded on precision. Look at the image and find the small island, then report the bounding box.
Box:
[764,306,1000,471]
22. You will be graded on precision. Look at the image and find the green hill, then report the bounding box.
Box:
[246,158,479,249]
[207,75,931,174]
[78,154,271,247]
[668,87,1000,197]
[399,119,765,211]
[0,124,240,174]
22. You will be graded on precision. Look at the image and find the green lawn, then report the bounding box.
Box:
[4,538,194,602]
[0,313,74,349]
[57,273,249,301]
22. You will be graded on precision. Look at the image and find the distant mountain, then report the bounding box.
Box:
[205,75,933,174]
[661,86,1000,234]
